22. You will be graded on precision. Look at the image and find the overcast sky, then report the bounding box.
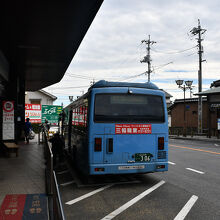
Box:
[45,0,220,106]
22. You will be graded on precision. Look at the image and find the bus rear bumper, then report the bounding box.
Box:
[90,162,168,175]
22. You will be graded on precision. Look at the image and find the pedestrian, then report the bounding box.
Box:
[45,119,50,131]
[24,118,32,143]
[49,132,64,168]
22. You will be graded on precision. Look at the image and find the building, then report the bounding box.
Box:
[25,90,57,105]
[0,0,103,143]
[170,79,220,136]
[161,89,173,108]
[160,90,173,127]
[196,79,220,137]
[169,98,208,130]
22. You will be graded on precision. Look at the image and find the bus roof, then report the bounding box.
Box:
[89,80,159,90]
[64,80,160,110]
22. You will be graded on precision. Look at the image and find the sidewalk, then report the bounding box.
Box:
[0,137,47,218]
[169,134,220,143]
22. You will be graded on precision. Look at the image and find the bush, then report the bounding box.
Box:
[31,123,41,134]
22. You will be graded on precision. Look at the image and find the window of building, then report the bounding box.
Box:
[30,99,41,104]
[192,110,197,115]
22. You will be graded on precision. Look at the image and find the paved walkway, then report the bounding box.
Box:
[0,137,46,205]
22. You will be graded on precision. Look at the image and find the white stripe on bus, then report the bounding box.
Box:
[100,180,165,220]
[174,195,198,220]
[66,184,114,205]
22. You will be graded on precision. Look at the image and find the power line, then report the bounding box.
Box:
[66,72,126,81]
[66,73,95,80]
[120,72,147,81]
[151,46,197,54]
[48,85,90,90]
[153,62,173,70]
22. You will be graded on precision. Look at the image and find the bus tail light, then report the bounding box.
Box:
[158,137,164,150]
[108,138,113,153]
[94,138,102,151]
[94,168,105,172]
[156,165,165,169]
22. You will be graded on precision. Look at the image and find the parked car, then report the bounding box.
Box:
[48,126,59,137]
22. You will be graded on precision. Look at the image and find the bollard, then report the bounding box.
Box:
[38,132,40,144]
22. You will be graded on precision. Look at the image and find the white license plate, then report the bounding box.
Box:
[118,165,145,170]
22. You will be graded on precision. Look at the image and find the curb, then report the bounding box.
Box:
[169,135,220,143]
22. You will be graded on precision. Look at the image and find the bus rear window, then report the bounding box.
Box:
[94,94,165,123]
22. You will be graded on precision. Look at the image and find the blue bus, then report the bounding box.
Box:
[63,80,168,175]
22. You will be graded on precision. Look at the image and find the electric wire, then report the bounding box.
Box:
[47,85,90,90]
[151,45,197,54]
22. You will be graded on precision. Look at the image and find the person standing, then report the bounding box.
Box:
[49,133,64,167]
[24,118,32,143]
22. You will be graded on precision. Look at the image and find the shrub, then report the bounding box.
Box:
[31,123,41,134]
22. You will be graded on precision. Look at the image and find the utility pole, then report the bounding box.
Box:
[90,79,95,86]
[190,19,206,134]
[140,35,156,82]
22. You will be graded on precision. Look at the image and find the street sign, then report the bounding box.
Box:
[42,105,63,125]
[2,101,14,140]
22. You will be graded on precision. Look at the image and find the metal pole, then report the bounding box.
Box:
[38,130,40,144]
[198,19,203,134]
[147,35,151,82]
[184,86,186,121]
[183,86,186,136]
[140,35,156,82]
[190,19,206,134]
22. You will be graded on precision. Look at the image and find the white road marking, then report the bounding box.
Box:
[66,184,114,205]
[57,170,69,175]
[168,161,176,165]
[214,144,219,147]
[60,180,75,186]
[186,168,205,174]
[174,195,198,220]
[100,180,165,220]
[77,180,141,188]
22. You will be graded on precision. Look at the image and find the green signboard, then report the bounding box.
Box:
[42,105,63,125]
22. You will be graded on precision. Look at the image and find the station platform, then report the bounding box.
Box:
[0,137,48,219]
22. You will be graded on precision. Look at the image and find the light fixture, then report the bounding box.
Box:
[185,80,193,87]
[69,96,73,102]
[175,80,184,87]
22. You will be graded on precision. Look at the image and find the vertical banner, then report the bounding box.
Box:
[25,104,42,123]
[218,118,220,130]
[2,101,15,140]
[72,106,87,126]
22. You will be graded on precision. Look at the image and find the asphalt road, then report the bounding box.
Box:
[56,139,220,220]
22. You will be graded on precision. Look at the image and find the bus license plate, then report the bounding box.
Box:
[135,153,153,162]
[118,165,145,170]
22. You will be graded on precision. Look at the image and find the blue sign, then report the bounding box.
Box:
[22,194,48,220]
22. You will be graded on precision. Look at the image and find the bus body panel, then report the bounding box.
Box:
[87,87,168,175]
